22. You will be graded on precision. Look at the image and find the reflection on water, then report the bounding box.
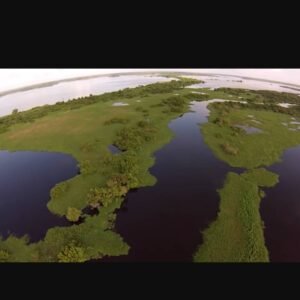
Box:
[0,151,78,242]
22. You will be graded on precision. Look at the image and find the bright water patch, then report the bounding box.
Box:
[112,102,129,106]
[235,125,263,134]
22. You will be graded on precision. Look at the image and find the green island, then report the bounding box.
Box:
[1,77,300,262]
[194,89,300,262]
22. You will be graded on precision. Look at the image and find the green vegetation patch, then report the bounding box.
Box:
[193,89,300,262]
[194,168,279,262]
[201,101,300,168]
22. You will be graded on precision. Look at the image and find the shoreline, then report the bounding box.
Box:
[1,71,300,98]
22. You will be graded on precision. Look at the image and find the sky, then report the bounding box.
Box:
[0,69,299,93]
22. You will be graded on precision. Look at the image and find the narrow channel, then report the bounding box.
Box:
[103,100,242,262]
[261,145,300,262]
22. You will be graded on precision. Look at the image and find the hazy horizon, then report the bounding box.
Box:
[0,69,299,93]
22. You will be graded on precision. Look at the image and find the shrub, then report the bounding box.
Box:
[0,249,9,262]
[80,160,97,174]
[221,143,239,155]
[66,207,82,222]
[57,241,88,262]
[114,123,156,151]
[214,117,230,126]
[162,96,186,113]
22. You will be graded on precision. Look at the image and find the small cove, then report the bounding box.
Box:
[0,151,79,242]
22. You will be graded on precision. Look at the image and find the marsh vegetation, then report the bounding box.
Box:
[0,77,203,262]
[1,77,300,262]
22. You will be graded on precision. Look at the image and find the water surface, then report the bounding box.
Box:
[261,145,300,261]
[0,151,78,242]
[234,125,263,134]
[186,75,300,94]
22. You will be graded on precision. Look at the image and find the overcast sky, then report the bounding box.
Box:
[0,69,299,92]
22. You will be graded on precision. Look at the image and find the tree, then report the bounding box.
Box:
[87,187,102,208]
[0,249,9,262]
[57,242,87,262]
[66,207,81,222]
[12,108,18,115]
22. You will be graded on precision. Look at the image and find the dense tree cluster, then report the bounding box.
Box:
[111,78,200,98]
[66,207,82,222]
[87,149,140,209]
[161,95,187,113]
[87,121,152,210]
[57,241,88,262]
[87,174,130,209]
[0,249,9,262]
[114,120,157,151]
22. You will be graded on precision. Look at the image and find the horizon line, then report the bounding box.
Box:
[0,70,300,97]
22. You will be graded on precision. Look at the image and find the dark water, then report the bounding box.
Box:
[0,151,78,242]
[102,101,242,262]
[261,145,300,262]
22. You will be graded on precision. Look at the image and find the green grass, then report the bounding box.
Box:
[193,93,300,262]
[201,102,300,168]
[194,169,279,262]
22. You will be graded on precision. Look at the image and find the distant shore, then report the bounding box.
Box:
[1,71,300,97]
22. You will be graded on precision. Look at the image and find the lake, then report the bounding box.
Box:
[0,151,78,242]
